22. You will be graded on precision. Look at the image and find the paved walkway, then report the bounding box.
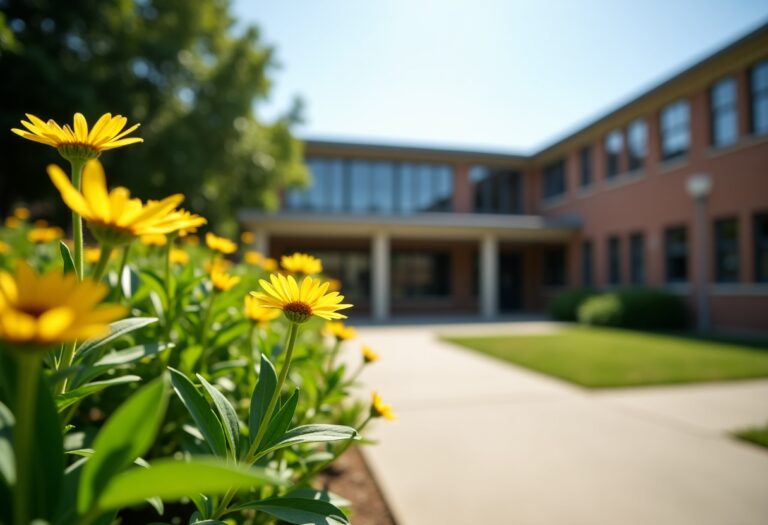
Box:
[349,322,768,525]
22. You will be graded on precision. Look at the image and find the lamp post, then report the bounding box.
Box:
[686,173,713,332]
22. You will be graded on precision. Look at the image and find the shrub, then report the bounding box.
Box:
[577,288,688,330]
[549,288,599,321]
[578,293,623,327]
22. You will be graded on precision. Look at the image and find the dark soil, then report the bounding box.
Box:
[316,446,399,525]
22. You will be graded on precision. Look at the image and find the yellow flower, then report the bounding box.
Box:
[327,278,342,292]
[211,267,240,292]
[281,252,322,276]
[370,391,396,421]
[240,231,255,244]
[251,273,352,323]
[160,209,206,237]
[27,226,63,244]
[12,112,142,160]
[85,247,102,264]
[0,262,126,347]
[140,233,167,247]
[169,248,189,265]
[244,295,281,325]
[4,217,20,229]
[324,321,356,341]
[361,345,379,364]
[0,241,10,254]
[261,258,277,272]
[204,257,233,273]
[13,207,29,220]
[205,232,237,254]
[244,250,263,265]
[48,160,184,246]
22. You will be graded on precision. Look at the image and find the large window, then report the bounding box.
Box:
[542,159,566,200]
[627,119,647,171]
[711,76,739,147]
[471,167,523,214]
[579,146,592,188]
[755,212,768,282]
[750,60,768,135]
[391,252,451,299]
[543,247,566,287]
[285,158,453,214]
[607,236,621,285]
[629,232,645,285]
[300,250,370,300]
[714,218,739,283]
[581,240,593,286]
[665,226,688,283]
[604,130,623,178]
[660,100,690,160]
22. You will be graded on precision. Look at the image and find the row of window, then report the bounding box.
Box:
[581,212,768,286]
[545,59,768,199]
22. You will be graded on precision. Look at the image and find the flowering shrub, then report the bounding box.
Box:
[0,113,394,524]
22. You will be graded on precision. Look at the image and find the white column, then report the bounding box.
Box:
[371,231,390,321]
[252,230,269,256]
[480,233,499,318]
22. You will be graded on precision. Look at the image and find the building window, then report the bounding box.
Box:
[581,240,593,286]
[627,119,647,171]
[629,232,645,285]
[711,76,739,147]
[660,100,690,160]
[665,226,688,283]
[607,236,621,285]
[391,252,451,299]
[308,250,370,300]
[750,60,768,135]
[543,247,566,287]
[579,146,592,188]
[714,217,739,283]
[471,167,523,214]
[755,212,768,282]
[542,159,566,200]
[604,130,623,178]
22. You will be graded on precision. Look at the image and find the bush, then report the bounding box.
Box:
[577,288,688,330]
[549,288,599,321]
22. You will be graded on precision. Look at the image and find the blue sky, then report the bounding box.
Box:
[234,0,768,153]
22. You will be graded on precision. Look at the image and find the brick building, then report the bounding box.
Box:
[241,23,768,332]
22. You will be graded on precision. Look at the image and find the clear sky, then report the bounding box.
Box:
[234,0,768,154]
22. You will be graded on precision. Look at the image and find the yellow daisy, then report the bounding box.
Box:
[244,250,263,265]
[281,252,323,276]
[0,241,10,255]
[211,267,240,292]
[12,112,142,160]
[48,160,184,246]
[169,248,189,265]
[140,233,167,247]
[4,217,20,229]
[261,258,278,272]
[27,226,63,244]
[361,345,379,364]
[240,231,255,244]
[244,295,281,325]
[0,262,126,347]
[370,391,396,421]
[251,273,352,323]
[84,247,102,264]
[158,208,207,237]
[324,321,357,341]
[205,232,237,254]
[13,207,30,220]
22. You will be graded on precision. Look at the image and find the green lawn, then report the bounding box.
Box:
[734,423,768,450]
[444,327,768,388]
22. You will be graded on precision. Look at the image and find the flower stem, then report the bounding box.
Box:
[91,245,114,282]
[326,339,341,373]
[69,158,86,280]
[13,353,42,525]
[116,244,131,301]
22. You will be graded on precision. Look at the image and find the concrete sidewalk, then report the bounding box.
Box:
[350,322,768,525]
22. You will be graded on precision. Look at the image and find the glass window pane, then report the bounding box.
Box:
[400,163,417,213]
[349,160,372,213]
[371,162,395,214]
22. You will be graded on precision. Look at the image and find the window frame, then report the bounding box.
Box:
[710,76,739,148]
[659,100,691,160]
[749,59,768,136]
[664,225,689,284]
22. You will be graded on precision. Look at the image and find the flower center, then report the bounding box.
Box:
[284,301,312,316]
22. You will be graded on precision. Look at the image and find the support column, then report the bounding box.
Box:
[480,233,499,319]
[371,231,390,322]
[254,230,269,256]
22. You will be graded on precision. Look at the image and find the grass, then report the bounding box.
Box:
[734,423,768,450]
[444,326,768,388]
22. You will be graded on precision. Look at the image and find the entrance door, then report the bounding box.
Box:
[498,252,522,312]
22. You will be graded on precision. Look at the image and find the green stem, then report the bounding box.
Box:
[56,342,76,395]
[14,353,42,525]
[164,234,176,304]
[69,159,86,280]
[200,290,218,350]
[326,339,341,373]
[214,322,301,519]
[91,245,114,282]
[116,244,131,301]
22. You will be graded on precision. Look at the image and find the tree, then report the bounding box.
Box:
[0,0,307,230]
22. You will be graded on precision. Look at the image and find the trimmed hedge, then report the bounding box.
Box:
[549,288,599,321]
[577,288,688,330]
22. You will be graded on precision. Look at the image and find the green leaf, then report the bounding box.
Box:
[210,320,248,349]
[0,401,14,485]
[76,317,158,358]
[56,375,141,410]
[77,375,169,513]
[261,388,299,450]
[287,489,351,509]
[249,353,277,444]
[169,368,227,458]
[95,458,281,511]
[30,367,65,521]
[94,343,171,367]
[236,496,350,525]
[197,375,240,458]
[258,425,358,458]
[59,241,75,274]
[121,266,140,300]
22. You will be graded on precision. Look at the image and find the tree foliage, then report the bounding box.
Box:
[0,0,307,229]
